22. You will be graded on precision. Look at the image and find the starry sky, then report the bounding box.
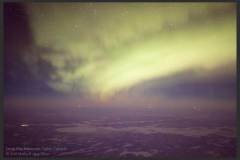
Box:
[4,3,236,110]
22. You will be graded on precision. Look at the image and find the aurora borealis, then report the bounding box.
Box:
[3,3,237,159]
[4,3,236,109]
[25,3,236,98]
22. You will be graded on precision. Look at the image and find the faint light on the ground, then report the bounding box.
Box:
[20,124,29,127]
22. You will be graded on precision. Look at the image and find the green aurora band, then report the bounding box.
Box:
[24,3,236,99]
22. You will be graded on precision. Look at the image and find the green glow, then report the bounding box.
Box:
[25,3,236,99]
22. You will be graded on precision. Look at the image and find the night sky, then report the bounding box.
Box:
[4,3,236,110]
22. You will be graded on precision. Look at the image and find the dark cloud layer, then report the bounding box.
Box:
[4,3,59,97]
[128,66,236,100]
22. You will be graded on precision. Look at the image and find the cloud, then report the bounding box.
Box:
[57,123,236,138]
[24,3,236,99]
[128,63,236,100]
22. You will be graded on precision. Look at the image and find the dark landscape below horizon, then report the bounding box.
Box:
[4,105,236,159]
